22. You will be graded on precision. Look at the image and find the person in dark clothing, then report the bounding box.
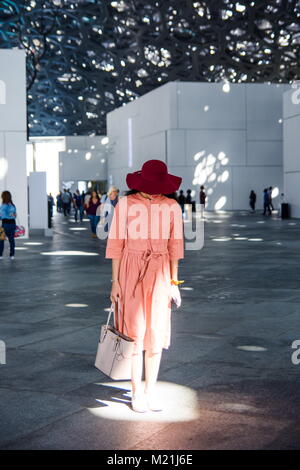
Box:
[178,190,186,213]
[61,189,72,216]
[199,185,206,218]
[268,186,274,211]
[73,189,84,222]
[48,193,55,218]
[185,189,194,219]
[0,191,17,259]
[67,189,72,215]
[86,190,101,237]
[263,188,271,216]
[185,189,192,204]
[56,191,62,213]
[249,190,256,213]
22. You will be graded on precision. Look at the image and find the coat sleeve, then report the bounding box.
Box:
[168,201,184,260]
[105,197,127,259]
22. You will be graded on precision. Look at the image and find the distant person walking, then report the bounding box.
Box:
[178,190,186,214]
[0,191,17,260]
[249,190,256,213]
[48,193,55,218]
[86,190,101,238]
[268,186,274,211]
[61,189,72,216]
[73,189,84,223]
[263,188,271,216]
[67,189,72,215]
[56,191,62,213]
[185,189,193,220]
[199,185,206,218]
[98,186,119,233]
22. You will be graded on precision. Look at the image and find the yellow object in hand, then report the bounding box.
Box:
[171,279,185,286]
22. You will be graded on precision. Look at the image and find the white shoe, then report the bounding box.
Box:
[0,256,3,260]
[10,256,14,260]
[131,393,148,413]
[145,392,163,412]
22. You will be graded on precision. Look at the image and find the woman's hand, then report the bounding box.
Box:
[170,284,181,308]
[110,280,122,303]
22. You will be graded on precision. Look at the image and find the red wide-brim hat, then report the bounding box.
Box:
[126,159,182,195]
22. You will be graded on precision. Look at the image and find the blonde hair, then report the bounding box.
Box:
[107,186,119,196]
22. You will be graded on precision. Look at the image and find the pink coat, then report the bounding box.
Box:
[105,192,184,354]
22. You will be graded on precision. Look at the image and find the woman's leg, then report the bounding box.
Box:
[5,225,15,257]
[88,215,93,232]
[131,351,144,396]
[144,350,162,395]
[80,206,84,222]
[0,239,4,256]
[92,215,97,234]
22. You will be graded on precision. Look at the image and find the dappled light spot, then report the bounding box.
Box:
[193,150,206,161]
[40,250,99,256]
[214,196,227,210]
[65,303,88,307]
[0,157,8,180]
[218,170,229,183]
[24,242,44,246]
[212,237,232,241]
[237,345,267,352]
[218,403,260,413]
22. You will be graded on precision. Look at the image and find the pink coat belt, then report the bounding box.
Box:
[125,248,169,297]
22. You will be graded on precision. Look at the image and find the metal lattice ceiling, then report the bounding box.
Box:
[1,0,300,137]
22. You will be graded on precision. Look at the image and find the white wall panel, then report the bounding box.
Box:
[139,132,166,162]
[247,140,282,167]
[0,50,28,236]
[283,88,300,218]
[246,84,285,141]
[284,172,300,218]
[0,50,26,132]
[177,82,246,130]
[167,130,186,166]
[28,172,48,229]
[138,82,177,137]
[5,132,27,225]
[283,114,300,172]
[283,88,300,119]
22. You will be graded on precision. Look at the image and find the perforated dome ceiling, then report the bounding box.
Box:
[1,0,300,136]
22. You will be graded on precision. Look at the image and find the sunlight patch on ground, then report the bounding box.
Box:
[237,345,267,352]
[88,381,199,422]
[65,303,88,308]
[40,251,99,256]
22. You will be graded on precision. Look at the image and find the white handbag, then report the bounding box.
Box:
[94,300,135,380]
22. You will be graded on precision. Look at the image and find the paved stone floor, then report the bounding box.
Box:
[0,209,300,450]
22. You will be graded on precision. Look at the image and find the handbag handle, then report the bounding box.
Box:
[105,299,130,336]
[105,303,115,327]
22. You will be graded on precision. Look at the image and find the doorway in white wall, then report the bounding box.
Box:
[78,180,107,194]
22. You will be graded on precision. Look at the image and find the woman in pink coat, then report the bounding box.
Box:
[106,160,184,413]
